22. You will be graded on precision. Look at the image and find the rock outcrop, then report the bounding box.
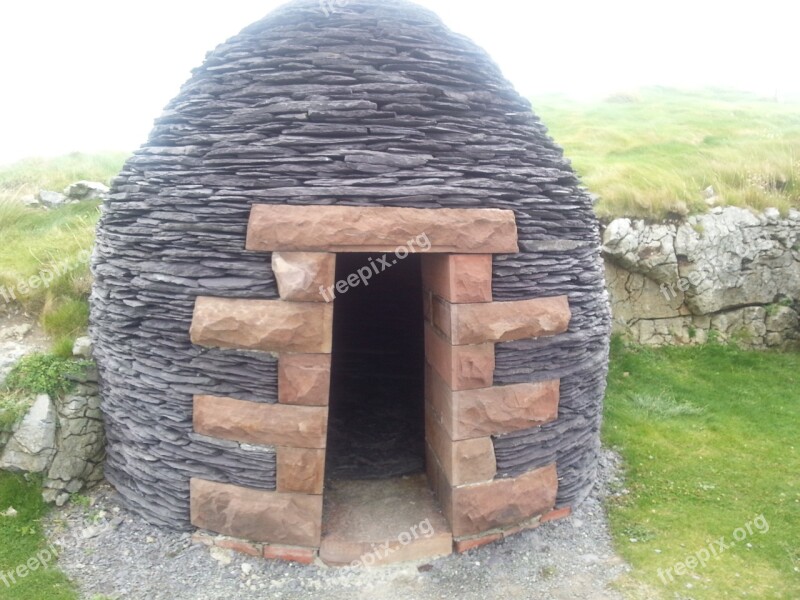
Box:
[604,206,800,347]
[0,337,106,506]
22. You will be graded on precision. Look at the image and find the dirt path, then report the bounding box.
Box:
[0,308,49,383]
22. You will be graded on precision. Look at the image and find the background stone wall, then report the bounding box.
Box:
[603,206,800,348]
[0,361,105,506]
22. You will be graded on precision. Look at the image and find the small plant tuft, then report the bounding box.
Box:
[0,392,33,428]
[4,353,92,398]
[52,336,77,360]
[628,391,705,419]
[70,494,92,509]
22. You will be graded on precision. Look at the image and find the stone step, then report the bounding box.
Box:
[319,475,453,567]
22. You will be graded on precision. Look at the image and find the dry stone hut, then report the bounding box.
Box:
[91,0,611,564]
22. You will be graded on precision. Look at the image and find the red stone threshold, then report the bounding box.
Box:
[319,475,453,567]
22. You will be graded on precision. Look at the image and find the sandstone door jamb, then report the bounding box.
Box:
[187,204,576,559]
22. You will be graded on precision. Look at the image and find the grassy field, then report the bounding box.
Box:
[0,356,102,600]
[0,152,128,355]
[534,87,800,219]
[603,339,800,599]
[0,473,75,600]
[0,153,129,204]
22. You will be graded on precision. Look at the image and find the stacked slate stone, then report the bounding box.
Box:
[91,0,611,529]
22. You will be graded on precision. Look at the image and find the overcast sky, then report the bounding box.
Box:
[0,0,797,165]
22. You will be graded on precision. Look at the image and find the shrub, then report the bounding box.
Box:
[4,353,92,398]
[0,392,32,428]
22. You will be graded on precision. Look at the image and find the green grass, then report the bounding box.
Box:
[533,87,800,219]
[0,152,127,350]
[4,354,92,399]
[603,338,800,599]
[0,152,128,203]
[0,353,92,436]
[0,473,75,599]
[0,393,32,430]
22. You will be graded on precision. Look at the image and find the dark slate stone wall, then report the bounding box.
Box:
[91,0,611,529]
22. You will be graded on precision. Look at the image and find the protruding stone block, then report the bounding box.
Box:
[422,254,493,303]
[424,323,494,391]
[271,252,335,302]
[190,479,322,547]
[278,354,331,406]
[434,296,571,345]
[194,395,327,449]
[247,205,518,253]
[277,447,325,494]
[190,297,333,354]
[449,464,558,537]
[426,369,560,439]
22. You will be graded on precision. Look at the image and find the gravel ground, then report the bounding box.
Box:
[46,449,629,600]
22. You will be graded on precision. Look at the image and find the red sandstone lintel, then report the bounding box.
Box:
[246,205,518,254]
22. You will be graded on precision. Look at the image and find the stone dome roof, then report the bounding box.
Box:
[92,0,610,531]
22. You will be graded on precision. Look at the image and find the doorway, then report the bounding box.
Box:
[325,252,426,480]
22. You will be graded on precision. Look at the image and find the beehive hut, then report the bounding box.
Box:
[91,0,611,564]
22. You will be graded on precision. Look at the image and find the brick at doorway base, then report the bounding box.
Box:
[192,531,317,564]
[191,532,263,557]
[540,506,572,524]
[454,532,503,553]
[264,543,317,564]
